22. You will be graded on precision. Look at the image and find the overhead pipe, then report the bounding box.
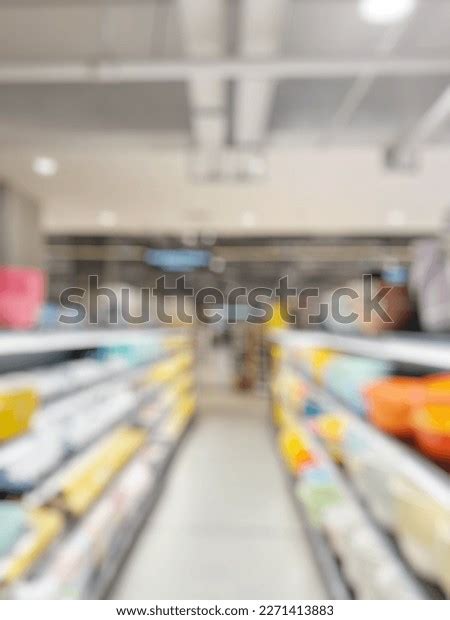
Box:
[1,57,450,84]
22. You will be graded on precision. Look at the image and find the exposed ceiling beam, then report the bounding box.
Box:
[178,0,227,177]
[1,57,450,83]
[0,0,176,5]
[322,20,410,144]
[233,0,287,147]
[387,86,450,168]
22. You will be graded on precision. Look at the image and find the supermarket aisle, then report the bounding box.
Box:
[112,347,326,599]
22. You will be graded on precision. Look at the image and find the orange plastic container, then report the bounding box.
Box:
[412,376,450,463]
[365,377,425,438]
[412,405,450,463]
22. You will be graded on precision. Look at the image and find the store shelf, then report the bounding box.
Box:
[270,330,450,599]
[289,475,352,600]
[274,330,450,370]
[0,328,189,357]
[297,422,430,600]
[269,399,351,600]
[10,412,195,600]
[297,369,450,509]
[92,416,195,600]
[22,369,184,507]
[271,330,450,508]
[0,324,197,599]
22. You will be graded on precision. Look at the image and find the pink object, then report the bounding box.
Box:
[0,267,45,329]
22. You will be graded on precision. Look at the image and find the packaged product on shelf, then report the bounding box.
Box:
[303,396,323,418]
[343,525,422,600]
[322,356,392,414]
[12,457,155,600]
[164,394,196,440]
[0,388,39,441]
[0,266,45,330]
[341,526,390,597]
[364,377,425,438]
[412,405,450,464]
[149,352,193,385]
[0,429,65,494]
[139,382,183,429]
[278,424,314,475]
[0,508,64,586]
[296,465,344,526]
[111,457,155,519]
[341,436,397,530]
[321,503,365,557]
[0,502,27,557]
[436,522,450,597]
[96,342,161,367]
[37,387,139,455]
[272,402,287,428]
[313,414,348,463]
[56,426,147,518]
[13,519,98,600]
[391,476,449,582]
[302,349,337,384]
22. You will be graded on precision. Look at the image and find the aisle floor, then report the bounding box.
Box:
[112,349,326,599]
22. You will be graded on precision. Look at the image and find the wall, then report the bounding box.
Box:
[0,144,449,236]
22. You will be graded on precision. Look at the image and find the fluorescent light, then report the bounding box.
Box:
[32,156,58,177]
[359,0,415,24]
[97,210,117,228]
[241,210,256,229]
[386,209,406,228]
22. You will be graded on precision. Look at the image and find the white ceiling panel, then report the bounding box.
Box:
[0,7,102,61]
[0,83,190,137]
[349,75,450,139]
[0,0,449,150]
[0,1,182,62]
[282,0,394,57]
[270,78,354,134]
[396,1,450,56]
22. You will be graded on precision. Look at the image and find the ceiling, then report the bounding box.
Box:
[0,0,449,148]
[0,0,449,236]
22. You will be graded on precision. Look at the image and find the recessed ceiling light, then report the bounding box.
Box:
[386,209,407,228]
[241,210,256,229]
[359,0,415,24]
[97,210,117,228]
[32,156,58,177]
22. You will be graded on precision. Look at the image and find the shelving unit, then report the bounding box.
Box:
[270,329,450,600]
[296,370,450,508]
[87,416,196,601]
[0,328,185,356]
[275,330,450,370]
[288,475,352,601]
[0,328,196,600]
[298,423,428,600]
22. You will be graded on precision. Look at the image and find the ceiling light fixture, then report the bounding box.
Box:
[32,156,58,177]
[241,210,256,229]
[359,0,415,24]
[97,210,117,228]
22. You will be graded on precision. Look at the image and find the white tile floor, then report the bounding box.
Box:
[111,347,326,599]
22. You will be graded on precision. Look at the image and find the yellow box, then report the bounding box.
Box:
[4,508,64,584]
[0,389,39,441]
[60,426,147,517]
